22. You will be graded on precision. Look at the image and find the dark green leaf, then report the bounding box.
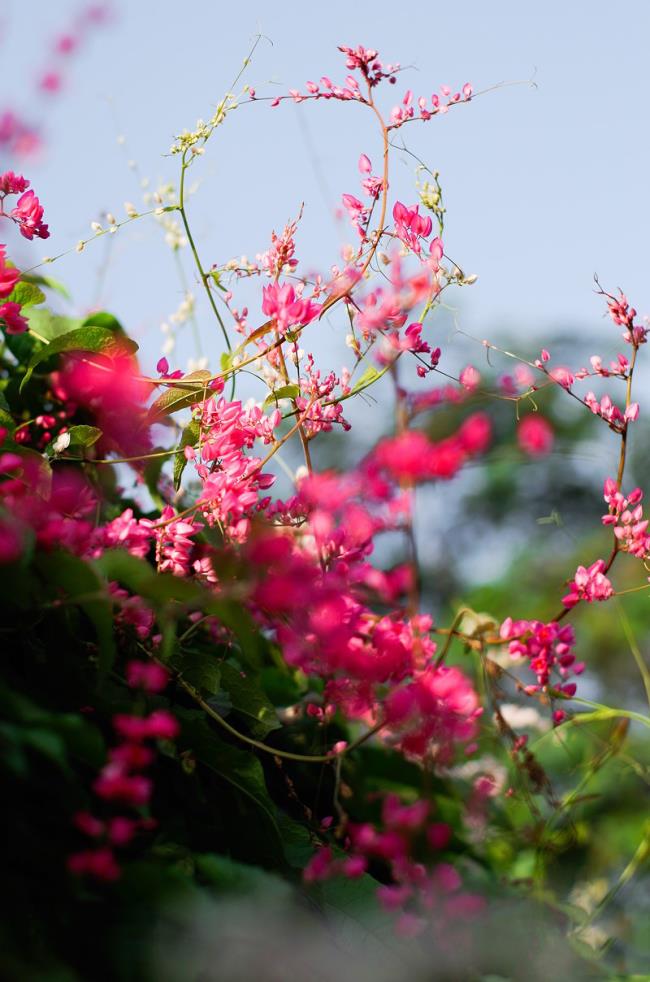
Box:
[37,551,116,677]
[174,419,200,490]
[179,714,282,850]
[194,853,291,899]
[219,662,280,738]
[81,311,126,334]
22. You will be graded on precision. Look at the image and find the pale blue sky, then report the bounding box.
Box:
[2,0,650,381]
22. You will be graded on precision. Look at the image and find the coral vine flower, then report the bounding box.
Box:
[261,282,320,331]
[0,244,20,297]
[517,415,554,456]
[0,301,29,334]
[9,189,50,239]
[392,201,432,254]
[562,559,614,608]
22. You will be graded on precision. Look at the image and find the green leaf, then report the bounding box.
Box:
[21,271,72,301]
[179,714,282,850]
[194,853,291,899]
[205,599,263,670]
[47,424,102,458]
[37,551,116,677]
[262,384,300,409]
[147,370,211,422]
[68,424,102,448]
[174,419,200,490]
[172,649,221,695]
[93,549,206,608]
[20,326,138,392]
[93,549,155,594]
[316,875,409,964]
[81,311,126,333]
[219,662,280,738]
[0,390,14,435]
[26,307,82,342]
[5,280,46,309]
[348,363,385,397]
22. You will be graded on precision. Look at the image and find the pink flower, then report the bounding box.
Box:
[562,559,614,608]
[392,201,432,254]
[0,301,28,334]
[501,618,581,693]
[39,71,63,94]
[0,171,30,196]
[261,282,320,332]
[68,847,121,881]
[517,415,554,456]
[10,189,49,239]
[459,365,481,391]
[93,768,152,806]
[125,660,169,693]
[0,245,20,298]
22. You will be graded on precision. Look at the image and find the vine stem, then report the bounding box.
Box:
[435,608,475,666]
[178,152,231,354]
[174,670,386,764]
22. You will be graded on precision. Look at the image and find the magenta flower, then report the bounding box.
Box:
[0,245,20,298]
[10,189,49,239]
[0,301,28,334]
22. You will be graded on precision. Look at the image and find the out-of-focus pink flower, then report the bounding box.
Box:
[0,301,28,334]
[0,171,30,196]
[0,245,20,298]
[125,660,169,693]
[517,415,554,456]
[67,847,120,881]
[39,72,63,94]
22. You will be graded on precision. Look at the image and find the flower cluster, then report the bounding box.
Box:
[305,792,483,937]
[562,559,614,608]
[68,660,176,882]
[0,170,49,239]
[602,479,650,561]
[4,41,650,950]
[584,391,638,430]
[500,618,583,704]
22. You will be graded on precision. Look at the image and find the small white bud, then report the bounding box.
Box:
[52,432,71,453]
[90,221,103,233]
